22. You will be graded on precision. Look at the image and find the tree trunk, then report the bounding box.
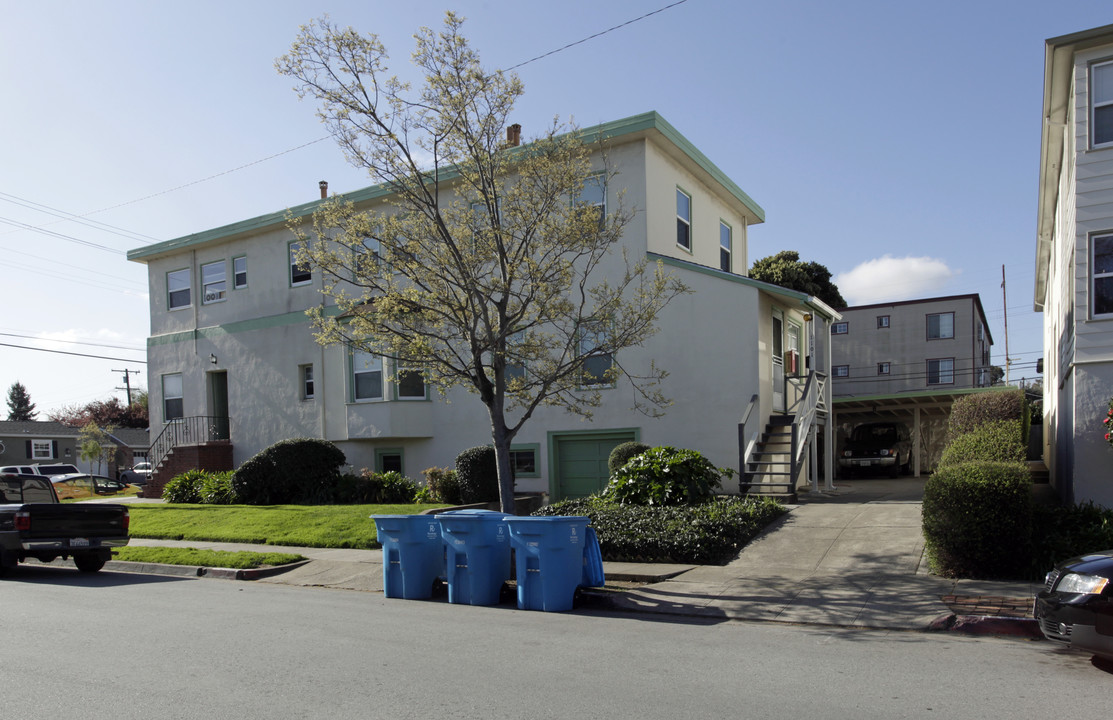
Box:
[488,408,517,514]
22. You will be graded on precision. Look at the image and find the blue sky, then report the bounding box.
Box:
[2,0,1110,415]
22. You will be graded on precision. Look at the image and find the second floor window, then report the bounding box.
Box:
[877,315,890,328]
[579,323,614,387]
[301,365,314,400]
[927,312,954,340]
[233,256,247,289]
[167,268,191,310]
[1093,60,1113,148]
[352,351,383,401]
[576,175,606,230]
[832,322,848,335]
[676,188,691,251]
[1093,233,1113,317]
[927,358,954,385]
[201,261,226,304]
[290,241,312,286]
[719,221,732,272]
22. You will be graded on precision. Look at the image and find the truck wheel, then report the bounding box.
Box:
[74,554,107,573]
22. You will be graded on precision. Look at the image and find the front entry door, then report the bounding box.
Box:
[772,310,785,412]
[208,371,229,440]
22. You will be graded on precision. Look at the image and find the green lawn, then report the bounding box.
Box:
[113,546,305,569]
[128,503,448,549]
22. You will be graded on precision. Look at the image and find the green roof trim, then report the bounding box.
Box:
[128,111,764,262]
[146,306,340,347]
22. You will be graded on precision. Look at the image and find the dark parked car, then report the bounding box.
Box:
[1034,550,1113,661]
[837,422,912,478]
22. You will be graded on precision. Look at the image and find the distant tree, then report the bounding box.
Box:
[6,381,37,421]
[989,366,1005,386]
[749,250,847,308]
[78,423,117,475]
[49,396,148,429]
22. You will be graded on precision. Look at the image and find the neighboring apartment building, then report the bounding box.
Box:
[127,112,841,499]
[830,295,994,398]
[1035,24,1113,508]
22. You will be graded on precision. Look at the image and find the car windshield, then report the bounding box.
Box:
[852,425,899,443]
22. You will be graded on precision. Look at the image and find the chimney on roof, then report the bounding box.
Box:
[319,180,328,199]
[507,124,521,147]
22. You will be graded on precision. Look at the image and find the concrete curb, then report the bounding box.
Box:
[104,559,311,581]
[927,613,1044,639]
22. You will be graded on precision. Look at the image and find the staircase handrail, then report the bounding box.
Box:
[738,394,760,488]
[149,415,229,473]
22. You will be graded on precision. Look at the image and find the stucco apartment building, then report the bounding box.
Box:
[1035,24,1113,508]
[127,112,841,500]
[830,295,994,398]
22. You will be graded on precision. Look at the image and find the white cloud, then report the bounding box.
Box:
[835,256,958,306]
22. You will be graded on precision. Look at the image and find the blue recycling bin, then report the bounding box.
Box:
[370,514,445,599]
[437,510,512,606]
[505,516,591,612]
[581,526,605,588]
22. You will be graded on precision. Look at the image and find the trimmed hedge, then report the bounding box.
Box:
[922,461,1032,579]
[334,471,419,504]
[1028,502,1113,578]
[607,441,651,475]
[534,495,786,565]
[455,446,499,504]
[947,389,1028,442]
[603,446,729,506]
[232,438,346,505]
[938,420,1026,468]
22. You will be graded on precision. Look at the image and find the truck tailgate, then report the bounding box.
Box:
[19,503,129,539]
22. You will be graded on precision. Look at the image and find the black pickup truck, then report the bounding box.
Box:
[0,473,130,576]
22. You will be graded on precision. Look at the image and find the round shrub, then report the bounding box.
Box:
[922,461,1032,579]
[608,441,651,475]
[455,446,499,504]
[938,420,1026,467]
[232,438,346,505]
[162,469,206,503]
[947,389,1027,440]
[603,446,730,506]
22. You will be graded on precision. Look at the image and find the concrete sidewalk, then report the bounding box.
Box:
[118,479,1041,636]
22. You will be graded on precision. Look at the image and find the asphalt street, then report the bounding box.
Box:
[2,564,1107,720]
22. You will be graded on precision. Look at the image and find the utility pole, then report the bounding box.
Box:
[1001,265,1011,385]
[114,369,141,405]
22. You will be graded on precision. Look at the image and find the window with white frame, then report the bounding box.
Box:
[579,322,614,387]
[676,188,691,251]
[233,256,247,289]
[926,312,954,340]
[289,241,312,286]
[927,358,954,385]
[1092,60,1113,148]
[352,351,383,401]
[878,362,891,375]
[833,365,849,378]
[1093,233,1113,317]
[167,268,191,310]
[396,366,427,400]
[300,364,315,400]
[877,315,890,329]
[201,260,226,304]
[162,373,184,420]
[832,322,848,335]
[31,439,53,459]
[719,221,732,272]
[576,175,606,230]
[357,236,383,273]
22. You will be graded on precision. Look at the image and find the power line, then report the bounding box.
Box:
[0,332,145,352]
[0,342,145,364]
[0,191,158,243]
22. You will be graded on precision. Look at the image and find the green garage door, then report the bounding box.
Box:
[554,432,636,500]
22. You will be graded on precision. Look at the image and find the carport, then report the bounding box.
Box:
[832,388,998,477]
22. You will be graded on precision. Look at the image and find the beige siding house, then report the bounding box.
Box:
[1035,25,1113,508]
[128,112,840,500]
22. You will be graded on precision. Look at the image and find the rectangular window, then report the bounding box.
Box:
[358,236,383,273]
[162,373,184,420]
[201,261,226,304]
[719,221,732,272]
[31,440,53,460]
[576,175,606,230]
[1093,60,1113,147]
[676,188,691,251]
[352,351,383,401]
[926,312,954,339]
[1093,233,1113,317]
[396,367,427,400]
[833,365,849,378]
[832,322,848,335]
[301,364,314,400]
[233,256,247,289]
[509,445,540,478]
[878,362,890,375]
[579,323,614,387]
[290,241,312,286]
[375,449,404,474]
[927,358,954,385]
[877,315,890,329]
[167,268,191,310]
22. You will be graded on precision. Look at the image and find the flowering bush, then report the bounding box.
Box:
[1105,397,1113,450]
